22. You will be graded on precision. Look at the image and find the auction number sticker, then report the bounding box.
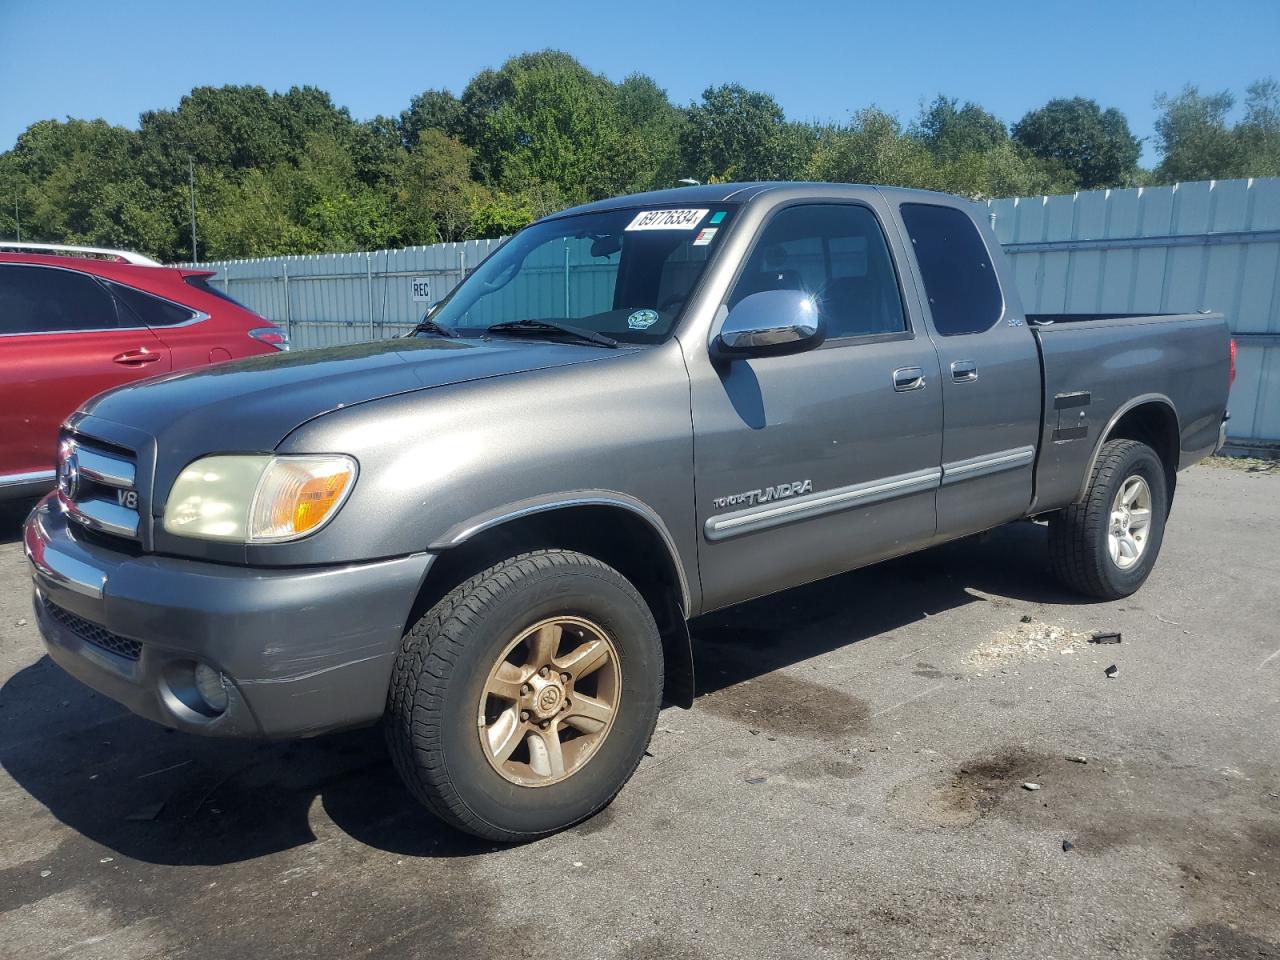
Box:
[625,208,709,231]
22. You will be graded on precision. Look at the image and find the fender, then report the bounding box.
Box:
[1074,393,1179,503]
[429,489,694,617]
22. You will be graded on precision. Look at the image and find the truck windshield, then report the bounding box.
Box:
[427,205,737,344]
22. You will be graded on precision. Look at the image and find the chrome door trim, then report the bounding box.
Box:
[0,469,56,488]
[704,467,942,542]
[940,445,1036,486]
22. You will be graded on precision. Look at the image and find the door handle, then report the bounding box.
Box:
[892,366,925,392]
[112,349,161,366]
[951,360,978,383]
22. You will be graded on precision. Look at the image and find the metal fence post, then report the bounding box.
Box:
[282,262,292,339]
[366,253,375,339]
[563,239,570,316]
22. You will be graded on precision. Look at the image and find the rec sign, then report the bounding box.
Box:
[411,277,431,302]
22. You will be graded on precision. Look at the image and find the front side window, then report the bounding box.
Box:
[727,204,906,339]
[899,203,1003,336]
[430,205,737,344]
[0,265,118,335]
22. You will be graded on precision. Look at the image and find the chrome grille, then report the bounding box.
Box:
[42,596,142,661]
[58,436,141,541]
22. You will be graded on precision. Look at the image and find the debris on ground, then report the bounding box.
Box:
[1062,839,1075,853]
[967,621,1091,665]
[1020,614,1034,624]
[1022,782,1041,791]
[1104,664,1118,679]
[39,869,51,878]
[745,776,767,785]
[1090,631,1122,644]
[1066,755,1088,764]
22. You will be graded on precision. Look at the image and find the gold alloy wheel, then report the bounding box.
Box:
[478,616,621,787]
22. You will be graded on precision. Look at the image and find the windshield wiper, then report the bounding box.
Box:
[409,317,457,338]
[485,319,618,348]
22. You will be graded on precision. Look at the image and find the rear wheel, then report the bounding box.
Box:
[1049,439,1168,600]
[385,549,663,842]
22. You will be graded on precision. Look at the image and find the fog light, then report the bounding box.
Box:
[194,663,229,714]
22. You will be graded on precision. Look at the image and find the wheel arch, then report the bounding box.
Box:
[418,494,696,707]
[1076,394,1180,507]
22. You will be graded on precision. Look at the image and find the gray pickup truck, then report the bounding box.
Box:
[25,183,1232,841]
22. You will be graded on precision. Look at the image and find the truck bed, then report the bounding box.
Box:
[1028,311,1231,513]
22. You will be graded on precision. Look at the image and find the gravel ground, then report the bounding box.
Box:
[0,462,1276,960]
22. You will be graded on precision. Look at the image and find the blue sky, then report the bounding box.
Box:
[1,0,1276,165]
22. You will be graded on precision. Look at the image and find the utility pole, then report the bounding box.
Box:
[13,189,19,241]
[188,156,198,264]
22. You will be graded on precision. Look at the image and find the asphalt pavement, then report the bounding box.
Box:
[0,461,1276,959]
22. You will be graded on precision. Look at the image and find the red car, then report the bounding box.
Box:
[0,243,287,500]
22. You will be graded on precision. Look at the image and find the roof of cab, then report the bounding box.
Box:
[540,181,972,223]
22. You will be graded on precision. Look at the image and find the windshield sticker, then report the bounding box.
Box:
[627,308,660,330]
[692,227,717,246]
[709,211,727,224]
[625,208,709,231]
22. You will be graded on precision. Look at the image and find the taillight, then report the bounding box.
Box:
[249,326,290,352]
[1228,337,1237,390]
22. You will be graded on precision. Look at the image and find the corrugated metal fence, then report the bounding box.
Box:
[188,177,1280,448]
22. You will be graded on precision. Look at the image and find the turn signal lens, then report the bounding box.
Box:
[248,456,357,542]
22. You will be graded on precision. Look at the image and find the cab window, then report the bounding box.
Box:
[728,204,907,339]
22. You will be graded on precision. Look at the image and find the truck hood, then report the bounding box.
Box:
[78,336,621,477]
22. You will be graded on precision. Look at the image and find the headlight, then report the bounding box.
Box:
[163,454,357,543]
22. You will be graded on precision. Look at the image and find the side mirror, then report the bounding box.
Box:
[711,289,824,360]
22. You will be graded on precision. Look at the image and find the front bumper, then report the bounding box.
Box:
[24,496,433,739]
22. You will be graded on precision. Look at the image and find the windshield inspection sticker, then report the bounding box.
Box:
[627,309,660,330]
[626,208,709,231]
[692,227,717,246]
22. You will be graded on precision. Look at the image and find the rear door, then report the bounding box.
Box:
[0,264,172,480]
[894,201,1041,538]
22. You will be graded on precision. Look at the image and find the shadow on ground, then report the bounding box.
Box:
[0,496,40,546]
[1,518,1085,868]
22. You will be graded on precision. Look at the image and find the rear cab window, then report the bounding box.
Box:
[899,203,1003,336]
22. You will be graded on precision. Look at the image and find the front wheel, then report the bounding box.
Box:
[385,549,663,842]
[1048,439,1169,600]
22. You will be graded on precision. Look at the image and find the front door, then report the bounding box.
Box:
[689,201,943,612]
[0,264,172,481]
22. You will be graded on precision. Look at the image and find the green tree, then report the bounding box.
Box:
[1012,97,1140,188]
[1236,79,1280,176]
[1152,85,1240,182]
[399,89,465,147]
[679,84,810,182]
[465,50,652,203]
[914,96,1007,159]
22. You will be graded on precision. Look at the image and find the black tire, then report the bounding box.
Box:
[385,549,663,842]
[1049,439,1169,600]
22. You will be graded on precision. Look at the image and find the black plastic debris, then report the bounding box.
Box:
[1104,664,1118,678]
[1020,614,1034,624]
[1062,839,1075,853]
[1090,631,1122,644]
